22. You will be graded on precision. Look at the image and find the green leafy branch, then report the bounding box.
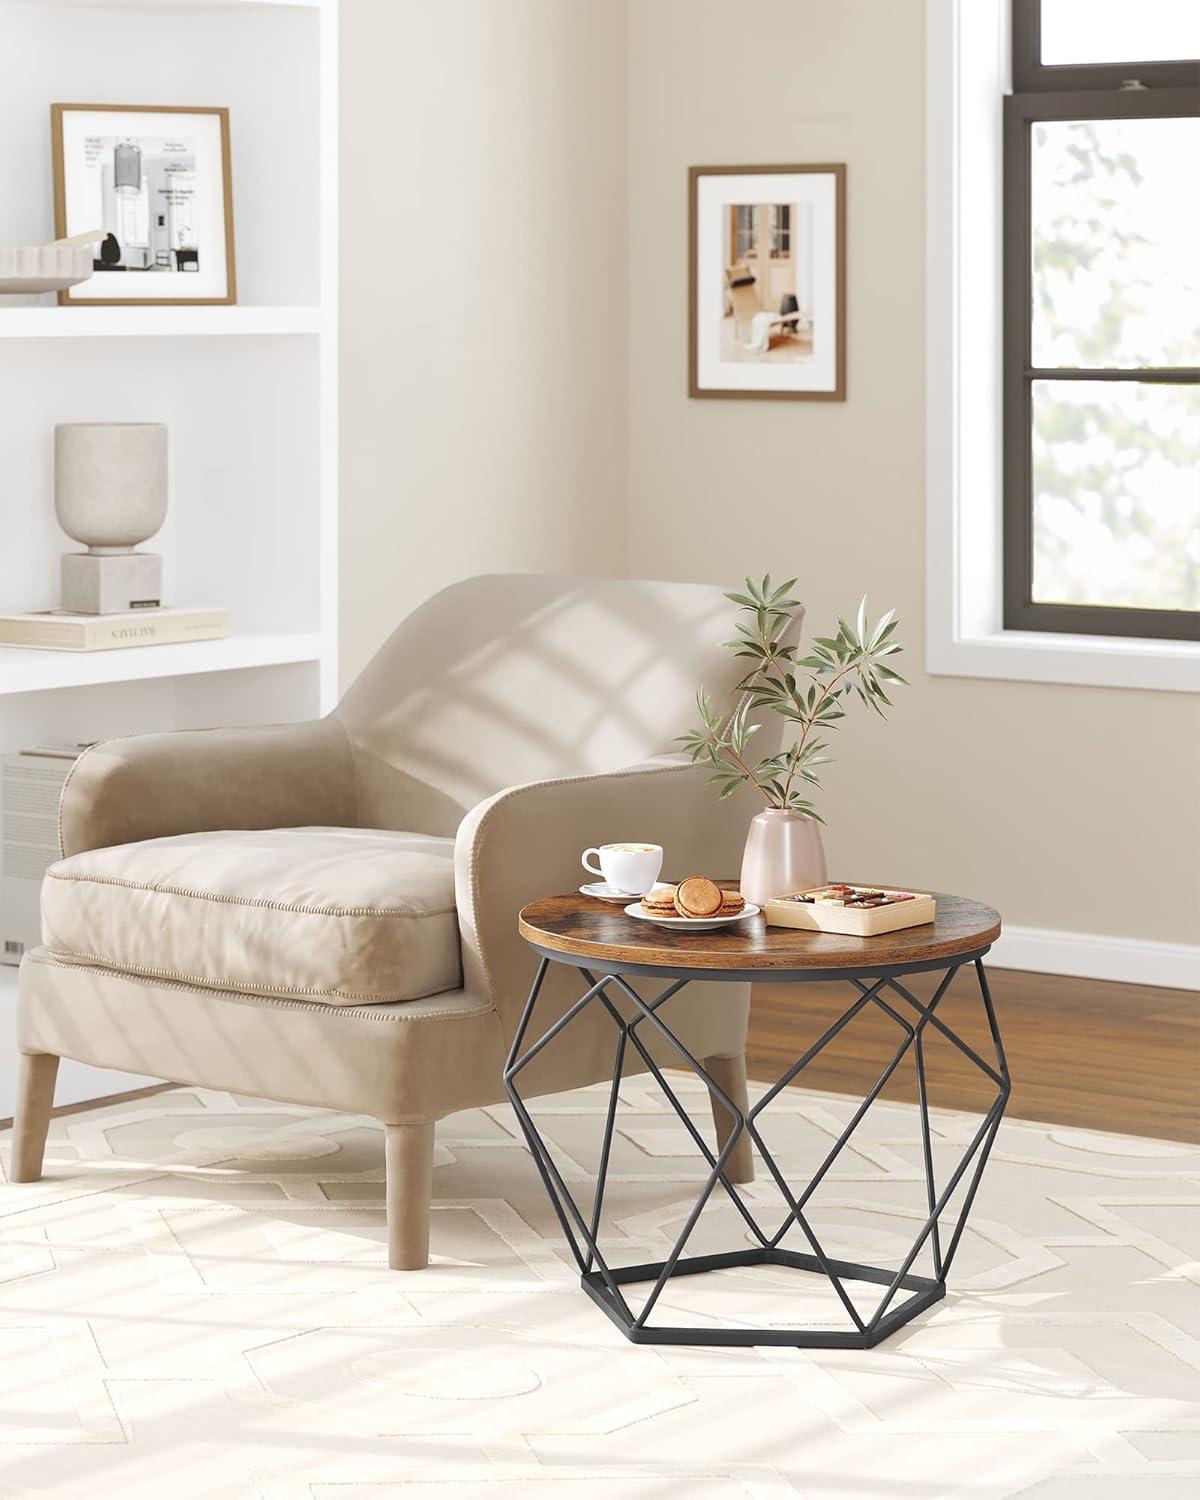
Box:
[677,575,907,817]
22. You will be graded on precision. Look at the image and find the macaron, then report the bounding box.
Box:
[717,890,746,915]
[674,876,724,918]
[640,884,678,915]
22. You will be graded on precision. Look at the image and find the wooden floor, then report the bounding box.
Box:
[4,970,1193,1145]
[746,966,1200,1143]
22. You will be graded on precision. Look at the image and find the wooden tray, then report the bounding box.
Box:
[764,885,936,937]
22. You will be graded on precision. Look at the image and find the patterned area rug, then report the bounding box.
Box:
[1,1075,1197,1498]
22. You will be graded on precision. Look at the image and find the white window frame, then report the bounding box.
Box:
[924,0,1200,694]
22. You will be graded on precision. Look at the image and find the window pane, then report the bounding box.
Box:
[1032,379,1200,611]
[1041,0,1200,65]
[1032,118,1200,368]
[770,205,790,258]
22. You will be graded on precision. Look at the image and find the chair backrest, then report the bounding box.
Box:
[726,265,762,324]
[334,574,772,836]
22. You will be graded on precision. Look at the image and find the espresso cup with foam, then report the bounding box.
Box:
[581,842,663,895]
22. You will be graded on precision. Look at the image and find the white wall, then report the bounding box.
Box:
[339,0,629,687]
[341,0,1199,950]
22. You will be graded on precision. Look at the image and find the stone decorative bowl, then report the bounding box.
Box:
[0,244,95,294]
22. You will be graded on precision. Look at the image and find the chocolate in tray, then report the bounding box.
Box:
[780,883,917,911]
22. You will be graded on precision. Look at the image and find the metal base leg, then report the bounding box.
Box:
[581,1248,946,1348]
[503,956,1009,1349]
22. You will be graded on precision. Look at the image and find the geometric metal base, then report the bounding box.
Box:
[583,1247,946,1348]
[504,949,1010,1350]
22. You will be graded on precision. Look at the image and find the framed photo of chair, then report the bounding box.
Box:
[688,164,845,400]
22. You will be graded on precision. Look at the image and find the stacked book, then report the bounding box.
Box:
[0,606,229,651]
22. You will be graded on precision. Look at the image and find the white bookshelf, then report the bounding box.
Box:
[0,0,338,1118]
[56,2,318,11]
[0,631,324,695]
[0,305,322,338]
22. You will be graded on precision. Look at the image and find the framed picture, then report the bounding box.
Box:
[51,103,236,306]
[688,164,845,401]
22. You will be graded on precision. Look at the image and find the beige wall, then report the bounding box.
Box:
[625,0,1198,944]
[342,0,1199,946]
[339,0,628,686]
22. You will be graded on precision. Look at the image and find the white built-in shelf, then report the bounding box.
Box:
[0,0,335,1120]
[0,631,324,696]
[35,1,318,12]
[0,306,322,339]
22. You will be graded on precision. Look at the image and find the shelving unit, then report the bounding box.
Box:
[0,631,324,696]
[0,305,322,338]
[0,0,338,1117]
[58,1,319,10]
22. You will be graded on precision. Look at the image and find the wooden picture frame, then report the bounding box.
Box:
[689,163,845,401]
[52,102,236,306]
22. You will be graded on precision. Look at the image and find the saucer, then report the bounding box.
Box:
[623,900,761,931]
[581,880,672,904]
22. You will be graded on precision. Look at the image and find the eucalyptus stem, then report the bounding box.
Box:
[678,575,907,816]
[716,738,778,805]
[778,656,858,805]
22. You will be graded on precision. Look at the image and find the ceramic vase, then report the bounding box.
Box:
[55,423,168,550]
[739,808,827,906]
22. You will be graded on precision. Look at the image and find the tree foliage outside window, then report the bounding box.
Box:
[1030,120,1200,613]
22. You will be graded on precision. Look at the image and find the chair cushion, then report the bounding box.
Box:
[41,827,461,1006]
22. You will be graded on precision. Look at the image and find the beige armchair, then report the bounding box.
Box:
[11,575,789,1269]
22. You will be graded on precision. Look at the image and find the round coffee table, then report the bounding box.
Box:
[504,890,1009,1349]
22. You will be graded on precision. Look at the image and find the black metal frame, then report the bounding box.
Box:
[503,948,1011,1349]
[1003,3,1200,642]
[1012,0,1200,93]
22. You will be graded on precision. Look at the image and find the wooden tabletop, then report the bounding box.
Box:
[518,891,1001,974]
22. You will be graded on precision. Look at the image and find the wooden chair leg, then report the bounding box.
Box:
[10,1053,60,1183]
[384,1121,435,1270]
[703,1053,754,1184]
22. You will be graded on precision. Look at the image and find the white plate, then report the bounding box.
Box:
[623,900,761,931]
[581,880,673,903]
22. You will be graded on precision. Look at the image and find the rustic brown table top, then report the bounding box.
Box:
[518,891,1001,975]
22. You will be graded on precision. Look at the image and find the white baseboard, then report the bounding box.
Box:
[988,924,1200,991]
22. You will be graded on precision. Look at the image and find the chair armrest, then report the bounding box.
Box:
[58,717,358,857]
[454,754,757,1029]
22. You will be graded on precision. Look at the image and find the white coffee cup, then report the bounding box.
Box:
[582,842,663,895]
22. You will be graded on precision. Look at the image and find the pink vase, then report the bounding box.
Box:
[739,808,827,905]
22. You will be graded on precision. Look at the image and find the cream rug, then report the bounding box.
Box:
[1,1075,1198,1499]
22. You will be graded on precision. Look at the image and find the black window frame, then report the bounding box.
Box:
[1004,0,1200,641]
